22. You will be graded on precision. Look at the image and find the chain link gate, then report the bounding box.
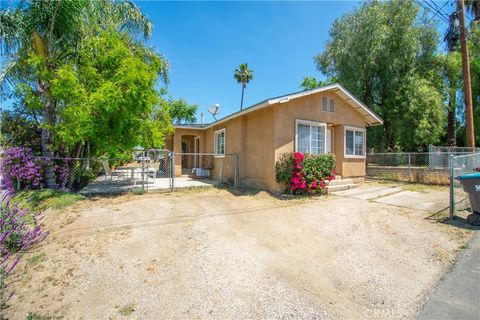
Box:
[144,149,173,192]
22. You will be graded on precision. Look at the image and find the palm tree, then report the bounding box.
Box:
[234,63,253,110]
[0,0,153,188]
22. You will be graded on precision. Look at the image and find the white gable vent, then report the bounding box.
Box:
[329,98,335,112]
[321,96,327,112]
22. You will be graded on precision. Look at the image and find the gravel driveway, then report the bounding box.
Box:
[8,185,471,319]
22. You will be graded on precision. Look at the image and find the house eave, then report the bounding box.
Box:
[174,83,383,131]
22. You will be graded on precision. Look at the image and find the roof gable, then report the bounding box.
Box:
[173,83,383,130]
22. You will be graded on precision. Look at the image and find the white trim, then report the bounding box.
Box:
[173,125,205,130]
[173,83,383,131]
[326,128,332,153]
[295,119,327,155]
[213,128,226,158]
[344,125,366,159]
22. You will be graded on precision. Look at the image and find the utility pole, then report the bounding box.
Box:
[457,0,476,149]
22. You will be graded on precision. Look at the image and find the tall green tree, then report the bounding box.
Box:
[438,52,462,146]
[45,31,170,157]
[316,0,445,151]
[234,63,253,110]
[0,0,164,187]
[299,76,331,91]
[164,98,198,124]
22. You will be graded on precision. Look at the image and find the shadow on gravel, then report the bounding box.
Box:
[425,208,480,231]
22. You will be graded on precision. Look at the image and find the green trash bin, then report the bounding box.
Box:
[456,173,480,225]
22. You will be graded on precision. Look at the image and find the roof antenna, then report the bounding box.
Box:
[208,103,220,121]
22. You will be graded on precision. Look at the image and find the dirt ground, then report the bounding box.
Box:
[6,184,473,319]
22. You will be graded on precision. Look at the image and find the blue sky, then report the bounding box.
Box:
[1,0,459,120]
[136,1,361,123]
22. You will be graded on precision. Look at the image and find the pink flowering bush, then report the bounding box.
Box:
[0,147,44,193]
[275,152,336,194]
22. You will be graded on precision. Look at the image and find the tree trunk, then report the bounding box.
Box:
[67,142,84,189]
[42,99,57,188]
[240,84,245,110]
[383,117,395,151]
[39,80,57,189]
[446,90,457,146]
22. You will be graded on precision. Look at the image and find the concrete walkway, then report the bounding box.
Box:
[417,231,480,320]
[333,185,450,212]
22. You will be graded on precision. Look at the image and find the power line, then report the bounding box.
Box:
[417,0,480,51]
[419,0,449,32]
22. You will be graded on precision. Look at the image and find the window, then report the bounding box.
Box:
[329,98,335,113]
[214,128,226,157]
[295,120,326,155]
[344,126,365,157]
[321,97,327,112]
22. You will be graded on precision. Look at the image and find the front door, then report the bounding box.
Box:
[194,137,200,167]
[326,129,332,153]
[181,140,189,174]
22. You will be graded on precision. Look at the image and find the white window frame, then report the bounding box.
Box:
[214,128,226,158]
[344,125,366,159]
[295,119,327,155]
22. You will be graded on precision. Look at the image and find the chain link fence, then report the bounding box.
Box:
[1,150,240,195]
[366,153,450,185]
[367,146,480,185]
[366,148,480,220]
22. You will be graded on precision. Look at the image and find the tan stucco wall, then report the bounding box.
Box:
[169,91,371,191]
[271,91,367,191]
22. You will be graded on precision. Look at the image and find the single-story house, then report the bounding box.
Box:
[165,83,383,192]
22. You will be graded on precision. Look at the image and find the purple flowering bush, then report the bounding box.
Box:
[54,159,71,190]
[1,147,44,193]
[0,192,48,308]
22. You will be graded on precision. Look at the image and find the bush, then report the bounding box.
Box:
[0,148,80,193]
[275,152,336,194]
[0,192,48,308]
[0,147,44,193]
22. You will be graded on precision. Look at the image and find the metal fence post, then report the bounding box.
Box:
[141,153,145,192]
[408,153,411,183]
[170,151,175,191]
[449,154,455,222]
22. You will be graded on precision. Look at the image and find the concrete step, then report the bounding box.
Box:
[328,178,354,186]
[326,183,359,194]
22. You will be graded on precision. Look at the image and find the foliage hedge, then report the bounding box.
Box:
[275,152,336,194]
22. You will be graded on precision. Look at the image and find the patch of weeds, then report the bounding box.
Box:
[432,248,450,262]
[43,276,59,286]
[116,303,135,316]
[26,253,47,267]
[401,183,447,193]
[131,188,145,195]
[376,172,399,181]
[13,189,85,213]
[25,311,63,320]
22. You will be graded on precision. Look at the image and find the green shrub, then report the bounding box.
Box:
[275,152,336,194]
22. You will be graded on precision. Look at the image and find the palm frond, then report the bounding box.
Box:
[465,0,480,20]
